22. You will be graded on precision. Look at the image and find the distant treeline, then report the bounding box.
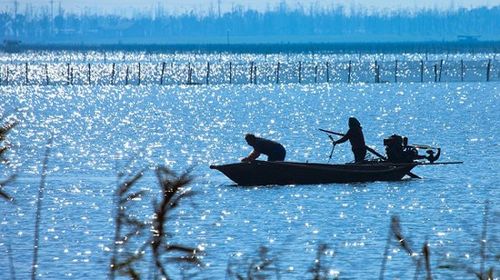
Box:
[1,4,499,44]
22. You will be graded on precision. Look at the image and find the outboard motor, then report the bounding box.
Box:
[383,134,419,163]
[384,134,441,163]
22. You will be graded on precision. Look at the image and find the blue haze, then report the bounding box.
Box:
[1,4,500,44]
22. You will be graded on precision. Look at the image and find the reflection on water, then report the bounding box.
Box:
[0,80,498,279]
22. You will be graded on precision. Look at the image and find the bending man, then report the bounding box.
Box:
[333,117,367,163]
[242,134,286,162]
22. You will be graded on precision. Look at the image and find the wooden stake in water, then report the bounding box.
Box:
[31,137,52,280]
[187,63,192,85]
[438,59,443,82]
[67,63,71,85]
[298,61,302,84]
[326,62,330,83]
[249,62,254,84]
[206,62,210,85]
[348,60,352,83]
[486,59,491,82]
[374,60,379,83]
[125,66,129,85]
[460,59,464,82]
[420,60,424,83]
[253,65,257,84]
[394,60,398,83]
[275,62,280,84]
[25,62,29,85]
[314,63,319,83]
[111,63,116,85]
[45,64,49,85]
[87,63,91,85]
[160,62,166,85]
[229,62,233,84]
[138,63,141,85]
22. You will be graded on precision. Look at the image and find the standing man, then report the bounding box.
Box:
[242,134,286,162]
[333,117,367,163]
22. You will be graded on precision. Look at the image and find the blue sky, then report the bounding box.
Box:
[2,0,499,15]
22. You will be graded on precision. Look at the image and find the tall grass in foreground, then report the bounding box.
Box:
[31,137,52,280]
[1,117,17,280]
[378,209,496,280]
[225,246,281,280]
[109,165,202,280]
[0,118,17,201]
[437,200,496,280]
[109,165,146,280]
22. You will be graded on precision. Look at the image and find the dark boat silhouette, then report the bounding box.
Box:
[210,160,418,186]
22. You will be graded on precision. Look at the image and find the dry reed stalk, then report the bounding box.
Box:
[150,166,201,279]
[31,136,52,280]
[0,119,17,202]
[109,167,147,280]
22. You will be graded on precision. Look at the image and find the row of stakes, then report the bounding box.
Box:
[0,59,495,86]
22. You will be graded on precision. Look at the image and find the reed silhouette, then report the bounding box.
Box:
[225,246,281,280]
[0,118,17,202]
[437,200,496,280]
[109,165,202,280]
[309,244,338,280]
[109,166,147,280]
[379,215,434,280]
[31,136,53,280]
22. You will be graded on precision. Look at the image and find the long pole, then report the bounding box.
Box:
[31,137,52,280]
[318,128,420,178]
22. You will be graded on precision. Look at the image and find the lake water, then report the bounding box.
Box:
[0,55,499,279]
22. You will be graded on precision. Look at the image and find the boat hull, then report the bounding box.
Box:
[210,160,417,186]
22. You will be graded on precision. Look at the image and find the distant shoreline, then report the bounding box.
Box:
[3,41,500,54]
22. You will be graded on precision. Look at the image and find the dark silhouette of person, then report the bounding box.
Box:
[333,117,367,163]
[241,134,286,162]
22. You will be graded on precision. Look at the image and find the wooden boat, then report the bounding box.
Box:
[210,160,418,186]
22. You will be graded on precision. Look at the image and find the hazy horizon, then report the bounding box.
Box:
[1,0,499,16]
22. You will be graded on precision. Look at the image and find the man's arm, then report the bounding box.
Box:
[334,130,351,144]
[242,150,261,162]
